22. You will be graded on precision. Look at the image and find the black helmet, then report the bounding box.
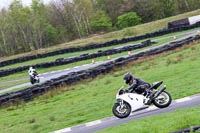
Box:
[123,73,133,84]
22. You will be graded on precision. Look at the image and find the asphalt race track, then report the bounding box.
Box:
[53,94,200,133]
[0,61,107,94]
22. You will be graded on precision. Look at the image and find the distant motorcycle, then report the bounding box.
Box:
[112,81,172,118]
[29,71,40,85]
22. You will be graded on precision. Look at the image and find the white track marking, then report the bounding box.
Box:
[53,128,71,133]
[175,97,191,103]
[50,71,56,73]
[82,64,89,67]
[85,120,101,127]
[73,66,79,68]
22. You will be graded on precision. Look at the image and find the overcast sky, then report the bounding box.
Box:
[0,0,51,9]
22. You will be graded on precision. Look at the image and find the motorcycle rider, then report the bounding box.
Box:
[28,66,39,84]
[123,73,151,95]
[28,67,38,77]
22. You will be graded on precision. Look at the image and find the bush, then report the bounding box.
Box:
[90,10,112,32]
[116,12,142,29]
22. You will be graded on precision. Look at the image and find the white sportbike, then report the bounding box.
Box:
[112,81,172,118]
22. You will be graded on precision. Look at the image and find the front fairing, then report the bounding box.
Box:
[116,87,125,99]
[116,93,145,111]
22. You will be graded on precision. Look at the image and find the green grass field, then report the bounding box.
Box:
[0,40,200,133]
[97,105,200,133]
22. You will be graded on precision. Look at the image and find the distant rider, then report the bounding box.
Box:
[28,67,38,78]
[123,73,150,95]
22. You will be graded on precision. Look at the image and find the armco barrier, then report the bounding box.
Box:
[0,35,199,106]
[1,22,200,67]
[0,40,155,77]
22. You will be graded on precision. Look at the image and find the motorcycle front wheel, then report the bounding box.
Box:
[112,102,131,118]
[30,78,35,85]
[153,91,172,108]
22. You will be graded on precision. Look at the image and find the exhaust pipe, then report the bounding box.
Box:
[153,85,166,98]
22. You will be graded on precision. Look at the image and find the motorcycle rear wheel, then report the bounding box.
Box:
[153,91,172,108]
[112,102,131,118]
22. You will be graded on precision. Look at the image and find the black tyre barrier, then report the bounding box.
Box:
[1,22,200,68]
[0,40,156,77]
[171,125,200,133]
[0,35,200,106]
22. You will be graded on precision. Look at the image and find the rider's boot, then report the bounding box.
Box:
[144,89,154,105]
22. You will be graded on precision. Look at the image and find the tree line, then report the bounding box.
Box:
[0,0,199,56]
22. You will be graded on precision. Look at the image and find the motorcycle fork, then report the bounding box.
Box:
[119,100,124,108]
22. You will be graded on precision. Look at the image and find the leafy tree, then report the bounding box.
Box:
[31,0,57,48]
[159,0,175,17]
[44,23,57,43]
[7,0,32,53]
[55,25,71,43]
[188,0,200,11]
[116,12,141,29]
[175,0,200,14]
[133,0,160,22]
[48,1,76,40]
[0,10,9,55]
[90,10,112,32]
[94,0,125,23]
